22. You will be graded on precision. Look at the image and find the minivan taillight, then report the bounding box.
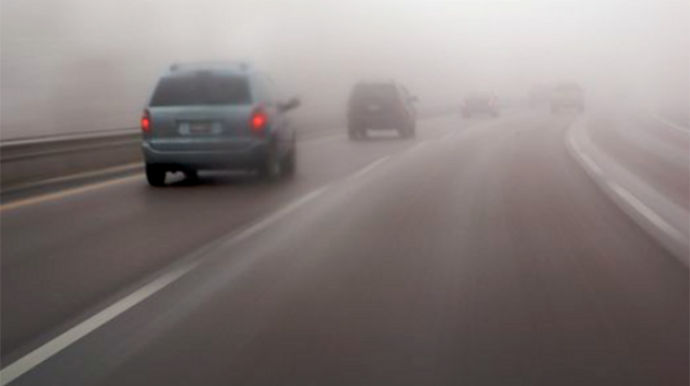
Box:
[251,108,268,134]
[141,110,151,133]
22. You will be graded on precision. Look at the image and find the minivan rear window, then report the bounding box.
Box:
[150,74,251,107]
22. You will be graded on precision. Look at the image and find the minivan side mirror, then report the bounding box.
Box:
[278,97,301,112]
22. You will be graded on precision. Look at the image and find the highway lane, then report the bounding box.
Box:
[0,118,461,362]
[4,110,687,386]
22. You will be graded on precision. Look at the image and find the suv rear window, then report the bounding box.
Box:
[150,73,251,107]
[351,84,398,105]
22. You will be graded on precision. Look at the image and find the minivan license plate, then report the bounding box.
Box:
[189,122,212,134]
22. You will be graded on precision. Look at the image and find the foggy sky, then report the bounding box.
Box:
[2,0,688,139]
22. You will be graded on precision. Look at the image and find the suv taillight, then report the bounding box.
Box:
[141,110,151,133]
[251,108,268,134]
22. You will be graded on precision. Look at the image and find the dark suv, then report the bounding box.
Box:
[141,62,300,186]
[347,82,417,140]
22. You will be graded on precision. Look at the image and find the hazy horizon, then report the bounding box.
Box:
[2,0,688,139]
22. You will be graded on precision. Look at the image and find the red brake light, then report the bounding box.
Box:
[251,109,268,133]
[141,110,151,133]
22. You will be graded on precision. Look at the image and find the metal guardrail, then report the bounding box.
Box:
[1,132,141,163]
[1,130,144,191]
[0,108,455,192]
[0,118,343,191]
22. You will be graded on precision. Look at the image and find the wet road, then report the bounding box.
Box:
[2,111,688,385]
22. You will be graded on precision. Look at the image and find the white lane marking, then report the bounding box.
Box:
[579,152,604,177]
[568,131,604,177]
[651,114,690,134]
[610,183,687,244]
[568,122,686,246]
[0,260,199,386]
[349,156,390,181]
[225,188,327,245]
[0,187,327,385]
[0,175,142,212]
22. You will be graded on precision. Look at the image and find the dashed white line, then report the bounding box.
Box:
[226,188,328,245]
[0,187,328,385]
[349,156,390,181]
[1,134,404,383]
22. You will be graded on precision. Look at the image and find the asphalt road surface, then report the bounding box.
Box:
[2,110,687,386]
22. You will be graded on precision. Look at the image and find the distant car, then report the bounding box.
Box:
[347,81,417,140]
[550,82,585,113]
[141,62,300,186]
[462,92,500,118]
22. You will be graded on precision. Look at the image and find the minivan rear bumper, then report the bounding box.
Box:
[142,141,268,170]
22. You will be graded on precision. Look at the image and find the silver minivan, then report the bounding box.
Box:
[141,62,300,186]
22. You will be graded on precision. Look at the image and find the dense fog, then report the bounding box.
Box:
[2,0,688,139]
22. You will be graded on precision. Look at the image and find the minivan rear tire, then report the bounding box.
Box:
[146,164,167,187]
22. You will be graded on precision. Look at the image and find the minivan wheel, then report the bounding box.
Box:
[146,164,167,187]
